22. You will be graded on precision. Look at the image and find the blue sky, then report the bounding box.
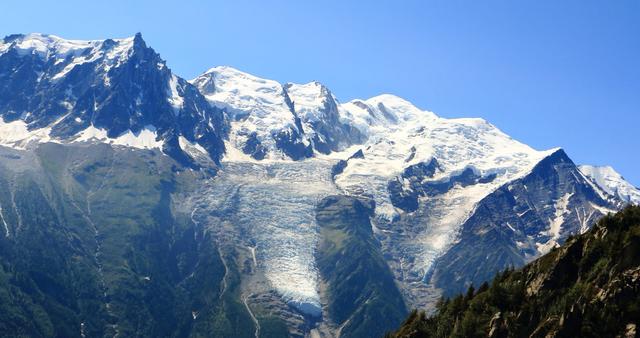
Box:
[3,0,639,184]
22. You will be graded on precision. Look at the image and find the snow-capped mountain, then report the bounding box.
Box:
[579,165,640,205]
[191,66,363,160]
[0,33,225,166]
[0,33,635,337]
[187,64,622,314]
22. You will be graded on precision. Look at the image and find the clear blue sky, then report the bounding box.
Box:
[3,0,639,185]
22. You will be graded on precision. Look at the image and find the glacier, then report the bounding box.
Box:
[187,158,338,317]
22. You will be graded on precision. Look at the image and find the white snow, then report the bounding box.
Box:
[193,160,337,316]
[221,141,257,162]
[189,66,567,301]
[537,192,573,254]
[285,81,339,144]
[167,74,184,114]
[191,66,301,159]
[0,205,9,237]
[579,165,640,205]
[10,33,98,58]
[0,117,53,149]
[4,33,134,62]
[0,41,8,54]
[104,36,135,62]
[51,50,102,80]
[178,136,207,155]
[191,66,565,309]
[588,201,617,217]
[0,35,171,152]
[338,94,437,137]
[1,34,136,82]
[178,136,212,163]
[334,102,557,224]
[332,96,562,280]
[285,81,329,126]
[75,125,163,150]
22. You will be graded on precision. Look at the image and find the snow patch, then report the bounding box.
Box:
[178,136,211,162]
[0,205,10,237]
[537,192,573,254]
[285,81,328,125]
[0,118,53,149]
[75,125,163,150]
[1,34,136,83]
[191,66,564,284]
[167,74,184,114]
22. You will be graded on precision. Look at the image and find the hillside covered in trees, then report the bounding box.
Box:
[388,205,640,338]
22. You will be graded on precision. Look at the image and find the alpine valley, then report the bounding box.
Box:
[0,33,637,338]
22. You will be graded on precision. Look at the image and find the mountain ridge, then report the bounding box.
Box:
[0,32,226,168]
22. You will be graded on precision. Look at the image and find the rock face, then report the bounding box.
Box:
[388,205,640,338]
[0,33,226,167]
[427,149,620,296]
[0,33,638,337]
[285,82,365,154]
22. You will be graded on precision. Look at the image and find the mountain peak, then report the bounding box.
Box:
[364,94,437,120]
[579,164,640,204]
[0,32,226,167]
[202,65,259,79]
[131,32,147,49]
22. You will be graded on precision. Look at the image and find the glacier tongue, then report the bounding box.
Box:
[203,157,338,316]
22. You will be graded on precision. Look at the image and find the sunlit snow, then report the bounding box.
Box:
[75,125,163,150]
[579,165,640,205]
[191,66,301,159]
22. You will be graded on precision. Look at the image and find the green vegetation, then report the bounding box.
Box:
[387,205,640,338]
[0,144,254,337]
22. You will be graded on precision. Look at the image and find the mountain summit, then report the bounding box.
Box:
[191,66,364,160]
[0,33,226,166]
